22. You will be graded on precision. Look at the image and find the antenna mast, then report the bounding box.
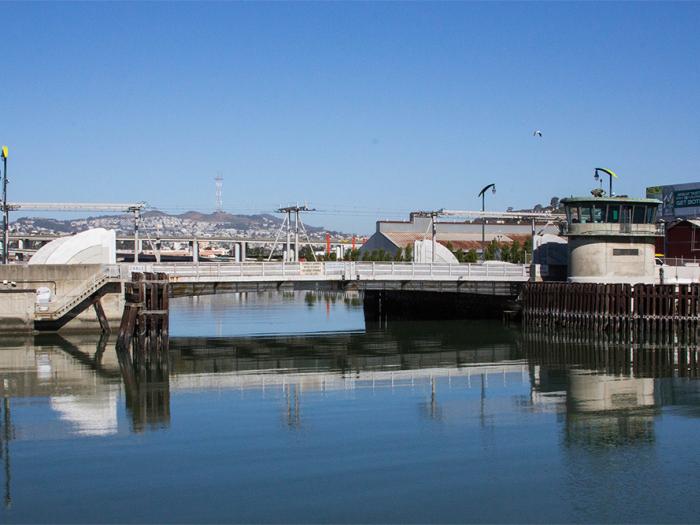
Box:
[214,174,223,212]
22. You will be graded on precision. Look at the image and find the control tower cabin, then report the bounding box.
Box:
[560,196,661,284]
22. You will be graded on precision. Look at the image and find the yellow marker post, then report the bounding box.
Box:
[1,145,7,263]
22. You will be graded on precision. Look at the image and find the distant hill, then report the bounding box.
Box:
[173,211,297,229]
[11,209,345,238]
[17,218,75,233]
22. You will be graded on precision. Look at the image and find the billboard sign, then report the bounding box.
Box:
[673,189,700,208]
[647,182,700,220]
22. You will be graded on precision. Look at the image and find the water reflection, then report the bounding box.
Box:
[116,345,170,433]
[4,317,700,521]
[523,330,700,449]
[0,334,121,438]
[167,320,523,430]
[170,290,365,337]
[1,398,12,509]
[170,320,519,374]
[2,325,700,440]
[2,327,700,439]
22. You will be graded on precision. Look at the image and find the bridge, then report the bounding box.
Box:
[0,202,534,332]
[3,261,530,332]
[129,261,529,286]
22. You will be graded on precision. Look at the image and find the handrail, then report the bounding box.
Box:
[35,265,121,318]
[124,261,530,282]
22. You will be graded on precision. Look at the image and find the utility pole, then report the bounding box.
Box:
[270,205,318,262]
[285,210,291,261]
[128,205,141,263]
[155,223,162,263]
[414,210,441,263]
[294,208,300,262]
[1,147,8,264]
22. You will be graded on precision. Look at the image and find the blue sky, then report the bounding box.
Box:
[2,2,699,233]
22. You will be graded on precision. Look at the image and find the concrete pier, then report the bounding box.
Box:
[0,264,123,333]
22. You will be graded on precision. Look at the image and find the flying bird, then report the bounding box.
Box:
[533,130,543,137]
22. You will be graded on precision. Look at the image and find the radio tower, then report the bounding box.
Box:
[214,174,223,212]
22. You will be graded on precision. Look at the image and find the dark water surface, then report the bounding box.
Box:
[2,291,700,523]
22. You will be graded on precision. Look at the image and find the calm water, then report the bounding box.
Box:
[2,291,700,523]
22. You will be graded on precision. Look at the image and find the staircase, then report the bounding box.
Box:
[35,268,120,321]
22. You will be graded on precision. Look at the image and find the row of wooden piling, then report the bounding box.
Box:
[522,282,700,338]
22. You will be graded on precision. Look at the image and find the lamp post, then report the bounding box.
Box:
[1,146,8,264]
[594,168,618,196]
[478,183,496,260]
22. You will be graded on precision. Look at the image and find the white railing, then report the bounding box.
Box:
[124,261,530,283]
[662,257,700,267]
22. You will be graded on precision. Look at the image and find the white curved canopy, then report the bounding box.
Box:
[413,239,459,264]
[29,228,116,265]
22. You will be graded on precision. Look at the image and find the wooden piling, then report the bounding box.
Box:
[115,271,170,354]
[522,281,700,342]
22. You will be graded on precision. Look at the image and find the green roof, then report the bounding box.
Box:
[560,196,661,205]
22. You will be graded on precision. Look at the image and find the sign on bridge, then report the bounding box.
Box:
[300,262,324,276]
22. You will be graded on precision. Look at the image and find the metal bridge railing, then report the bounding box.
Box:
[124,261,530,282]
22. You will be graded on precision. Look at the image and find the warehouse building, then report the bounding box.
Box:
[360,212,559,259]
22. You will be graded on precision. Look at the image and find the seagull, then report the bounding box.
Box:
[533,130,543,137]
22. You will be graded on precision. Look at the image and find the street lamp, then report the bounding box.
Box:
[478,183,496,260]
[594,168,618,196]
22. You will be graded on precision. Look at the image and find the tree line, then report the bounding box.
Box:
[320,239,531,263]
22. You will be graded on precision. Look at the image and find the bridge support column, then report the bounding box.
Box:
[241,242,246,262]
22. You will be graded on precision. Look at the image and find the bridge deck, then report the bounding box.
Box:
[18,262,529,329]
